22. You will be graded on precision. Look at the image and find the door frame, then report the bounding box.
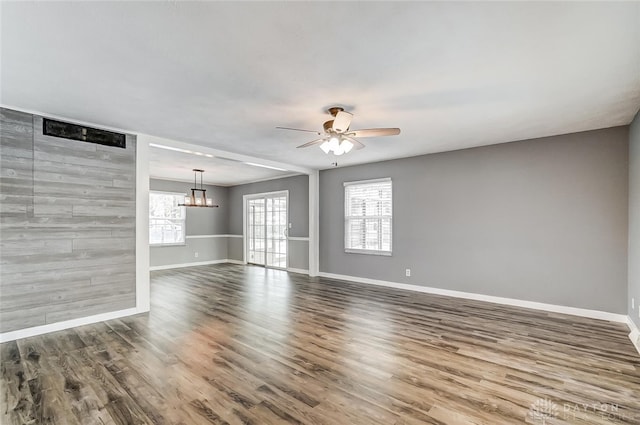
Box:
[242,190,289,269]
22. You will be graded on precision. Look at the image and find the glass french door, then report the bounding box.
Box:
[246,192,288,269]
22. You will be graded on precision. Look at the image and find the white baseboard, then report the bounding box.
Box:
[319,272,628,323]
[287,268,309,275]
[150,259,230,270]
[627,317,640,356]
[0,307,143,343]
[150,259,307,274]
[225,259,245,265]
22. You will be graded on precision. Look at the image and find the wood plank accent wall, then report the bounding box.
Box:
[0,108,136,333]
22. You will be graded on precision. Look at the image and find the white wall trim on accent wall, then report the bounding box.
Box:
[628,317,640,356]
[136,135,151,312]
[318,272,629,323]
[186,234,243,239]
[287,268,309,275]
[150,259,231,271]
[0,307,143,343]
[288,236,310,241]
[308,170,319,277]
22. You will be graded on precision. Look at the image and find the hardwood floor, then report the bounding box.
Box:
[2,264,640,424]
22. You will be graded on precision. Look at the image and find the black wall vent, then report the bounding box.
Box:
[43,118,126,149]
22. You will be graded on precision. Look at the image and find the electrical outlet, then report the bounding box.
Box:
[194,252,199,258]
[289,223,292,229]
[405,268,411,277]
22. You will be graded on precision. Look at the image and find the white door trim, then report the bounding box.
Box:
[243,190,289,269]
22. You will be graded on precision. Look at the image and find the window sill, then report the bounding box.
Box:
[345,249,392,256]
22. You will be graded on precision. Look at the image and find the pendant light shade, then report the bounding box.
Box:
[178,169,219,208]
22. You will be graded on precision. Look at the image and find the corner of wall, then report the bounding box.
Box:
[629,109,640,330]
[136,134,151,312]
[309,170,319,276]
[627,316,640,356]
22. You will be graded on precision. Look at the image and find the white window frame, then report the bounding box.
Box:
[344,177,392,256]
[149,190,186,246]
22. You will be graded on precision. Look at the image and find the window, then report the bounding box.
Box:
[344,178,392,255]
[149,191,186,245]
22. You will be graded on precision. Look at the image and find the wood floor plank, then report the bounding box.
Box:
[2,263,640,424]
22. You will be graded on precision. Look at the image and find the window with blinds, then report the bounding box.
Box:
[344,178,392,255]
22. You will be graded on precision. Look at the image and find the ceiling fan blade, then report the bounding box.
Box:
[276,126,322,135]
[344,136,366,150]
[345,128,401,138]
[332,111,353,133]
[296,138,327,148]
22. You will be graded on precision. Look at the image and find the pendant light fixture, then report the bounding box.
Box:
[178,169,218,208]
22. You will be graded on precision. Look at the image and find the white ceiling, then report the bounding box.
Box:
[2,2,639,175]
[149,144,296,186]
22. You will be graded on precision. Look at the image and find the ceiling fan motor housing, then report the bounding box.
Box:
[277,105,400,152]
[327,106,344,117]
[323,120,335,133]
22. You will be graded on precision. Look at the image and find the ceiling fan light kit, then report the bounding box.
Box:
[320,136,353,156]
[179,169,219,208]
[276,106,400,156]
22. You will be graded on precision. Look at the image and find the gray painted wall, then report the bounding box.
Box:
[151,237,228,268]
[0,108,137,333]
[228,237,243,263]
[228,175,309,237]
[320,127,629,314]
[629,110,640,327]
[150,175,310,269]
[226,239,308,270]
[150,179,228,235]
[149,178,229,267]
[288,239,310,270]
[227,174,309,270]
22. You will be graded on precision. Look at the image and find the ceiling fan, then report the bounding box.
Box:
[276,107,401,156]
